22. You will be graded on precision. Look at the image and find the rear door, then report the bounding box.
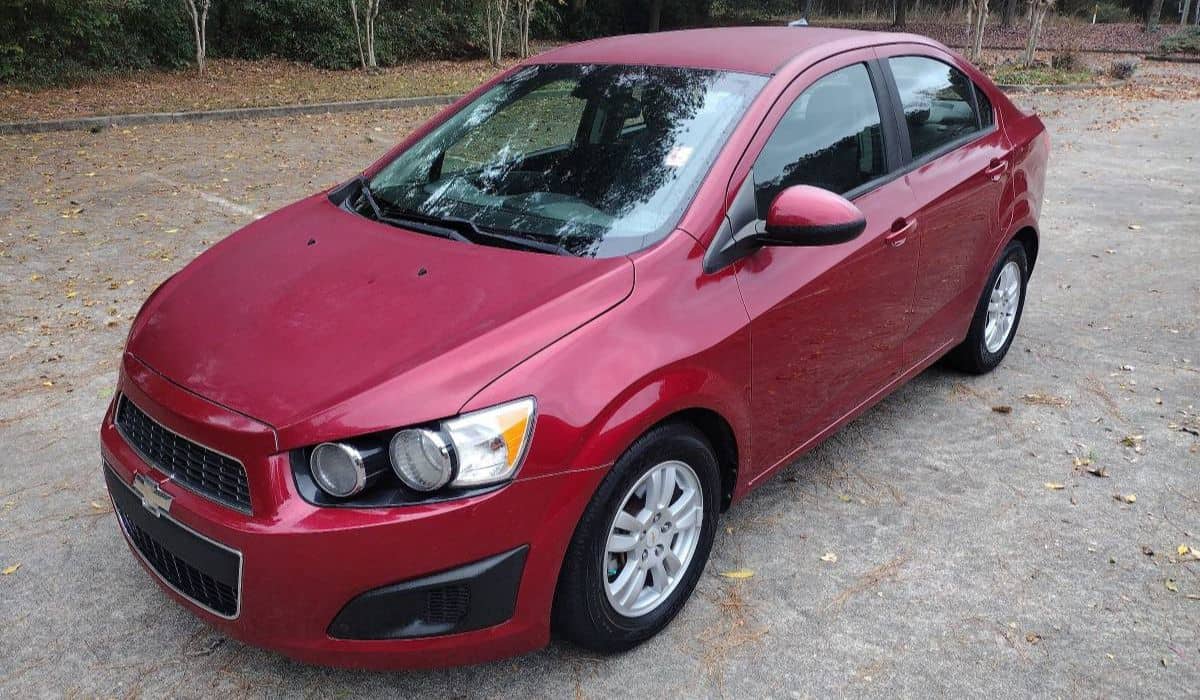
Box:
[729,50,921,477]
[876,48,1013,363]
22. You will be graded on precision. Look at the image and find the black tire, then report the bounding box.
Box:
[552,421,721,653]
[946,240,1029,374]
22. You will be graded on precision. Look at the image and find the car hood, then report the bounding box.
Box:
[128,193,633,443]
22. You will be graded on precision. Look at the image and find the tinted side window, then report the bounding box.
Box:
[889,56,980,159]
[752,63,886,213]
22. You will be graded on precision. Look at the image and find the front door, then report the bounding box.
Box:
[731,56,921,476]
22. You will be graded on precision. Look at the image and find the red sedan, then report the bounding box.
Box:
[101,27,1047,668]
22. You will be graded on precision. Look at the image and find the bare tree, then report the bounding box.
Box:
[965,0,988,61]
[516,0,538,58]
[350,0,366,70]
[1183,0,1192,26]
[350,0,382,70]
[484,0,510,67]
[183,0,211,75]
[893,0,907,28]
[1022,0,1054,66]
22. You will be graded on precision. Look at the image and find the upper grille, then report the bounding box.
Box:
[115,396,251,512]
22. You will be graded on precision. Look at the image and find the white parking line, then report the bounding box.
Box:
[144,172,261,219]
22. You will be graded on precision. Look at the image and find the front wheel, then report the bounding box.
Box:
[552,421,720,652]
[947,240,1029,374]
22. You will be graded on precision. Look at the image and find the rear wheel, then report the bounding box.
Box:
[552,422,720,652]
[947,240,1029,374]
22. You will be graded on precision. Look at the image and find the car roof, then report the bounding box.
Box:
[529,26,938,75]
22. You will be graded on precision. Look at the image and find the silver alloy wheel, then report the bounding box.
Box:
[602,460,704,618]
[984,260,1022,353]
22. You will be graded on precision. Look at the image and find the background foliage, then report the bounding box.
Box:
[0,0,1188,85]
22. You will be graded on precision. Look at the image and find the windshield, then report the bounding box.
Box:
[364,64,767,258]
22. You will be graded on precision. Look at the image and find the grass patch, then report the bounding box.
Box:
[988,64,1100,86]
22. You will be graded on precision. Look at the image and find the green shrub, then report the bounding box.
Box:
[0,0,191,85]
[1160,27,1200,55]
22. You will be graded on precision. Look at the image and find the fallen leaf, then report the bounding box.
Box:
[1128,224,1142,230]
[720,569,754,579]
[838,494,852,503]
[1022,392,1069,407]
[1025,632,1041,644]
[1120,434,1144,449]
[1086,466,1109,478]
[1073,455,1093,467]
[820,552,838,563]
[90,501,106,510]
[1142,545,1155,556]
[1,563,20,575]
[1044,482,1066,490]
[991,405,1013,414]
[1166,579,1179,593]
[1179,545,1193,557]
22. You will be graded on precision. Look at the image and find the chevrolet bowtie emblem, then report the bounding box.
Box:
[132,473,172,517]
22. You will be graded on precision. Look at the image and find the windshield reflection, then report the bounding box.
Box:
[364,64,766,257]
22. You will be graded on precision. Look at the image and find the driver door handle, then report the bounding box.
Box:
[885,217,916,248]
[984,159,1009,181]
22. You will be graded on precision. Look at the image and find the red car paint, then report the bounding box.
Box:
[101,27,1047,668]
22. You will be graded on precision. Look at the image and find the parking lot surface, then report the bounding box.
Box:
[1,88,1198,697]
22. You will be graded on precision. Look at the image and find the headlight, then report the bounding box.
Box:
[390,429,455,492]
[443,397,535,487]
[310,442,367,497]
[299,397,536,503]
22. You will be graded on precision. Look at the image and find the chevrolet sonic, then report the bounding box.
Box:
[100,27,1048,668]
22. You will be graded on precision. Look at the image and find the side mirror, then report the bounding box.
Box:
[761,185,866,247]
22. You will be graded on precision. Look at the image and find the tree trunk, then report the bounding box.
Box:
[517,0,535,58]
[893,0,907,27]
[965,0,988,61]
[1181,0,1192,25]
[1145,0,1164,31]
[1023,0,1050,66]
[485,0,509,66]
[367,0,381,69]
[183,0,210,75]
[350,1,367,70]
[648,0,664,32]
[801,0,814,20]
[1001,0,1016,27]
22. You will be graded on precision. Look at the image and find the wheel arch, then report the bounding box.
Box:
[1012,225,1039,272]
[651,407,739,512]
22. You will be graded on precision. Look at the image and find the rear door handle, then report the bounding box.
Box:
[885,218,916,248]
[984,159,1009,181]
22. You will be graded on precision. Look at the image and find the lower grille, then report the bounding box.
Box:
[106,466,242,618]
[425,584,470,625]
[115,395,252,513]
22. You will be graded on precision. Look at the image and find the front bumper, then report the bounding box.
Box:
[100,355,607,669]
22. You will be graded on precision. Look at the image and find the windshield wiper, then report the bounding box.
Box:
[383,207,571,256]
[353,176,472,244]
[351,176,570,255]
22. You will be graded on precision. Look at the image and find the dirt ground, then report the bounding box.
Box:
[1,69,1199,697]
